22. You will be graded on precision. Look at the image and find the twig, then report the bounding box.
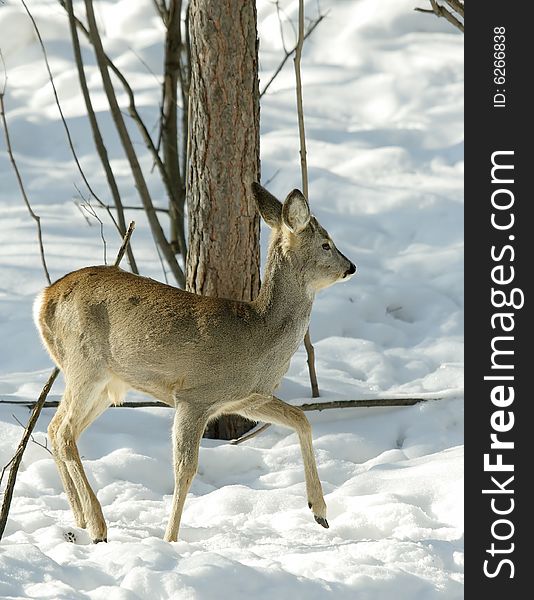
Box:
[0,368,60,540]
[263,169,281,187]
[75,188,107,265]
[11,414,53,456]
[260,13,326,98]
[84,0,185,287]
[114,221,136,267]
[415,0,464,33]
[0,93,52,285]
[294,0,320,398]
[65,0,139,274]
[98,204,170,214]
[153,0,169,25]
[20,0,109,213]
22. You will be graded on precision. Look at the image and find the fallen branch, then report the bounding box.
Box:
[0,368,60,540]
[0,396,442,410]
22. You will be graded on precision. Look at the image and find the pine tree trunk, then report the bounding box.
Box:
[187,0,260,440]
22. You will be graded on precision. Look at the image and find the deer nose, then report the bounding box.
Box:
[343,262,357,278]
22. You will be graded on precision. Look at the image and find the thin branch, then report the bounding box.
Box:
[260,13,326,98]
[153,0,169,25]
[444,0,464,18]
[56,1,184,236]
[11,414,53,456]
[114,221,136,267]
[65,0,138,273]
[20,0,110,212]
[0,396,443,410]
[0,368,60,540]
[415,0,464,33]
[76,191,108,265]
[294,0,319,398]
[0,94,52,285]
[303,332,319,397]
[84,0,185,286]
[99,204,170,214]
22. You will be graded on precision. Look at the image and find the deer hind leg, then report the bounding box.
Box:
[48,373,122,543]
[164,401,211,542]
[236,395,329,528]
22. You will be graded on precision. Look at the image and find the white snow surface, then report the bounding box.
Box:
[0,0,464,598]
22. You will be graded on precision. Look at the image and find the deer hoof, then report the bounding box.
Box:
[314,515,329,529]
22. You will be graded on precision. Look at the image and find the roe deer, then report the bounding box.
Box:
[33,183,356,542]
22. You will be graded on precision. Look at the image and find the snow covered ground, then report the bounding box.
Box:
[0,0,463,598]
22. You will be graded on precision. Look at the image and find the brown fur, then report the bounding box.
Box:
[34,183,356,542]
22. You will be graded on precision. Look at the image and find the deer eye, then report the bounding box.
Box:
[322,242,331,251]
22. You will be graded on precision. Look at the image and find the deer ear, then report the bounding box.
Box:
[251,182,282,229]
[282,189,310,233]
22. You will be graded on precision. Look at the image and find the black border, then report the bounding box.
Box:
[466,4,531,595]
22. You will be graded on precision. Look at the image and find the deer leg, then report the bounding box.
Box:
[164,402,210,542]
[50,378,113,543]
[48,404,86,529]
[237,395,328,528]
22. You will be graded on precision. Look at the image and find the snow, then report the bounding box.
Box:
[0,0,463,598]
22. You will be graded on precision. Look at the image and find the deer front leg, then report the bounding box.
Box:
[237,395,328,528]
[164,402,210,542]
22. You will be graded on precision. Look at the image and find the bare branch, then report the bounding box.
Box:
[65,0,139,273]
[11,414,53,456]
[260,13,326,98]
[20,0,109,212]
[0,93,52,285]
[75,190,108,265]
[114,221,136,267]
[56,0,184,242]
[0,367,60,540]
[98,204,170,214]
[444,0,464,18]
[415,0,464,33]
[153,0,169,25]
[83,0,185,286]
[0,396,442,410]
[293,0,319,398]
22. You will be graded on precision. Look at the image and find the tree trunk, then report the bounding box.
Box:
[187,0,260,439]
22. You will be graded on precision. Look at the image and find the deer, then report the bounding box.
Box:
[33,183,356,543]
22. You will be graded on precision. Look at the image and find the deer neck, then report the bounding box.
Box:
[253,238,314,329]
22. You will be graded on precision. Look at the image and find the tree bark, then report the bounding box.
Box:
[187,0,260,439]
